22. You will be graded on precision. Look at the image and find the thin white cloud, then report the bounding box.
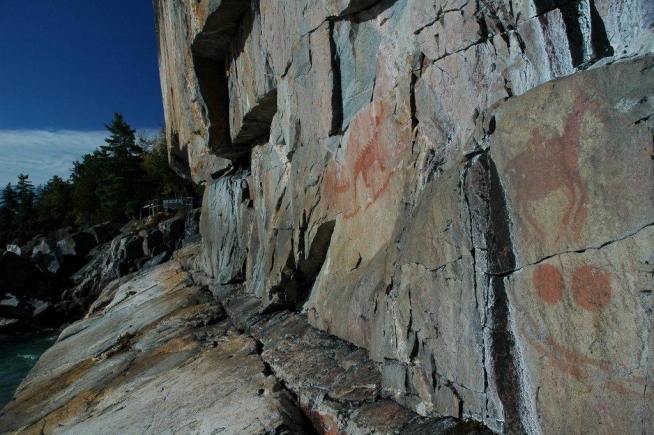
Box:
[0,129,159,187]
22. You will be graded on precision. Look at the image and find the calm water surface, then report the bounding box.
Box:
[0,330,58,409]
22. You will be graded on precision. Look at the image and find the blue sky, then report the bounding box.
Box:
[0,0,163,186]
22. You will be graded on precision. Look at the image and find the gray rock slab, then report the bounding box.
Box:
[0,261,310,435]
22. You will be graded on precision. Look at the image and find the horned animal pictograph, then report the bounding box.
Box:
[325,100,398,219]
[506,89,598,241]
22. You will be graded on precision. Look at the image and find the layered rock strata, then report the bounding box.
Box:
[0,214,196,333]
[154,0,653,433]
[0,246,493,434]
[0,259,310,434]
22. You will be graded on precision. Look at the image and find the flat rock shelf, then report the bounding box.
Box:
[0,245,493,434]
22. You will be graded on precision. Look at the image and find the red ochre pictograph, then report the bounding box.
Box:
[532,263,564,304]
[571,264,612,312]
[323,99,409,219]
[519,261,654,400]
[505,87,599,242]
[533,262,611,311]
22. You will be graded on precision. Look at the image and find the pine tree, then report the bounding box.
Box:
[71,151,104,226]
[36,175,74,233]
[14,174,36,241]
[96,112,144,219]
[140,130,196,199]
[0,183,18,244]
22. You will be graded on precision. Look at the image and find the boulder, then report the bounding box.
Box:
[31,238,63,276]
[87,221,122,244]
[0,317,27,334]
[56,231,97,260]
[6,244,22,256]
[141,251,169,270]
[52,226,80,241]
[70,243,110,284]
[158,216,185,244]
[141,229,164,257]
[0,304,32,320]
[117,234,144,262]
[0,251,47,298]
[185,208,201,236]
[30,302,59,328]
[19,237,44,258]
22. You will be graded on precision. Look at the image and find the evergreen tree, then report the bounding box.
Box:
[0,183,18,243]
[14,174,36,241]
[36,175,74,233]
[96,112,144,219]
[140,130,196,199]
[71,151,104,226]
[2,115,198,234]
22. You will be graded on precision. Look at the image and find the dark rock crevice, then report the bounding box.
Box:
[191,0,250,60]
[336,0,399,22]
[329,20,344,136]
[486,156,525,434]
[559,0,613,69]
[296,220,336,309]
[587,0,614,62]
[193,55,234,156]
[532,0,580,18]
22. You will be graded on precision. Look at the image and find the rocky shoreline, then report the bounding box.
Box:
[2,0,653,433]
[0,211,198,335]
[0,242,493,434]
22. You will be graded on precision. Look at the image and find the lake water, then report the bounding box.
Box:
[0,330,59,409]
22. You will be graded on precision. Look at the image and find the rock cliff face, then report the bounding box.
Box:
[153,0,654,433]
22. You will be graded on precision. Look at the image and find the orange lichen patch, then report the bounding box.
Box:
[128,291,201,337]
[105,335,200,387]
[8,358,96,411]
[20,389,102,435]
[571,264,612,312]
[533,263,564,304]
[147,334,200,358]
[0,358,97,432]
[167,303,214,320]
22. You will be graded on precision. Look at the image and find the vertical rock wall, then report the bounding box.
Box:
[153,0,654,433]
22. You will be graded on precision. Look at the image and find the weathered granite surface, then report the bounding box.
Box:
[150,0,654,433]
[0,260,310,435]
[1,246,495,434]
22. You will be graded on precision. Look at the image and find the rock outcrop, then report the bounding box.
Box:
[1,247,496,434]
[152,0,653,433]
[0,260,309,434]
[0,213,197,333]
